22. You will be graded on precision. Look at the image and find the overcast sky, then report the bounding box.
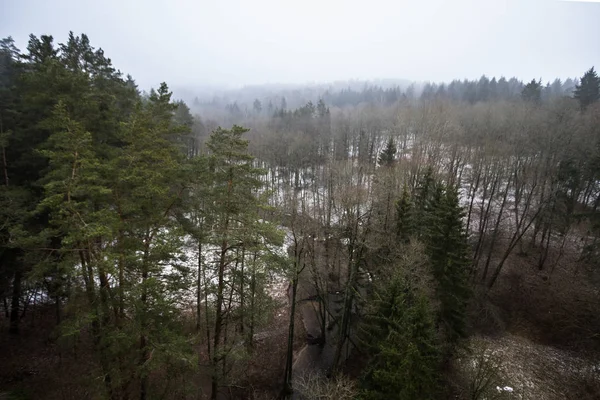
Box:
[1,0,599,90]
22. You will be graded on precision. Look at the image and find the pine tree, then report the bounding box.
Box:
[2,32,136,337]
[37,101,120,396]
[574,67,600,110]
[115,83,193,400]
[37,80,194,399]
[204,125,281,399]
[378,137,397,167]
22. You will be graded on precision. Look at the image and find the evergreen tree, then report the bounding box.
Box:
[173,100,195,156]
[1,32,138,337]
[497,76,510,99]
[253,98,262,114]
[477,75,491,101]
[413,166,435,238]
[551,78,563,97]
[378,137,397,167]
[574,67,600,110]
[424,184,471,346]
[0,36,25,335]
[489,77,498,100]
[317,98,329,118]
[36,81,194,399]
[521,79,541,103]
[204,125,281,399]
[395,187,414,243]
[360,250,441,400]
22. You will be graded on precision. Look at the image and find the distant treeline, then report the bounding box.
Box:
[191,75,580,119]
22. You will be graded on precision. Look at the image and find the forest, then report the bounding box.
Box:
[1,33,600,400]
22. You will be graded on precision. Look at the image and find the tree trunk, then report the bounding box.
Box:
[222,263,237,380]
[248,250,257,352]
[203,257,212,360]
[481,176,511,282]
[473,167,500,267]
[488,206,542,289]
[9,269,21,334]
[332,208,368,374]
[81,250,116,400]
[3,296,9,318]
[239,248,245,344]
[466,162,482,235]
[211,237,228,400]
[1,117,9,187]
[140,237,151,400]
[118,231,125,322]
[538,225,551,270]
[55,295,61,325]
[283,274,298,396]
[331,254,358,375]
[197,240,202,332]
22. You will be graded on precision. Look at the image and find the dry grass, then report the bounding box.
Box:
[293,371,357,400]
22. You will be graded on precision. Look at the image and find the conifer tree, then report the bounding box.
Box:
[521,79,542,103]
[253,98,262,114]
[574,67,600,110]
[395,187,414,243]
[377,137,397,167]
[37,101,119,396]
[204,125,281,399]
[413,166,435,238]
[37,81,194,399]
[115,83,193,400]
[424,184,471,346]
[0,36,27,335]
[360,245,441,400]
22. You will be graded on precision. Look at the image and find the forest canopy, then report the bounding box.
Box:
[1,32,600,400]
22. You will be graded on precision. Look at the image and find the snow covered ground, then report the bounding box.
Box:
[461,334,600,399]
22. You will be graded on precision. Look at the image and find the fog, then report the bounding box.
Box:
[1,0,599,91]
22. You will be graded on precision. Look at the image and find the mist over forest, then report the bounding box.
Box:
[1,1,600,400]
